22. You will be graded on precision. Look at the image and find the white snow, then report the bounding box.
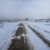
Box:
[0,22,19,50]
[26,22,50,41]
[0,21,50,50]
[24,23,50,50]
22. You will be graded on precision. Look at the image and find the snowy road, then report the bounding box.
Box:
[25,23,50,50]
[0,22,50,50]
[27,25,50,47]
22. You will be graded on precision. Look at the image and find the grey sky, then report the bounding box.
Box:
[0,0,50,19]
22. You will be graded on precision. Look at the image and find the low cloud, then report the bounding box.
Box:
[0,0,50,20]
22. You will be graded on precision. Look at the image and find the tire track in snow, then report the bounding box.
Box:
[27,25,50,47]
[8,23,31,50]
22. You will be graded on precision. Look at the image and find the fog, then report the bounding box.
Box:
[0,0,50,20]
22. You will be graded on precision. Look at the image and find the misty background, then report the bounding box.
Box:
[0,0,50,20]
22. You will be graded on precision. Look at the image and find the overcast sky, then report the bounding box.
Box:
[0,0,50,19]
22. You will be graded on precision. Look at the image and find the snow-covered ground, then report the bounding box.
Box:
[26,22,50,41]
[0,21,50,50]
[26,22,50,32]
[25,23,50,50]
[0,22,20,50]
